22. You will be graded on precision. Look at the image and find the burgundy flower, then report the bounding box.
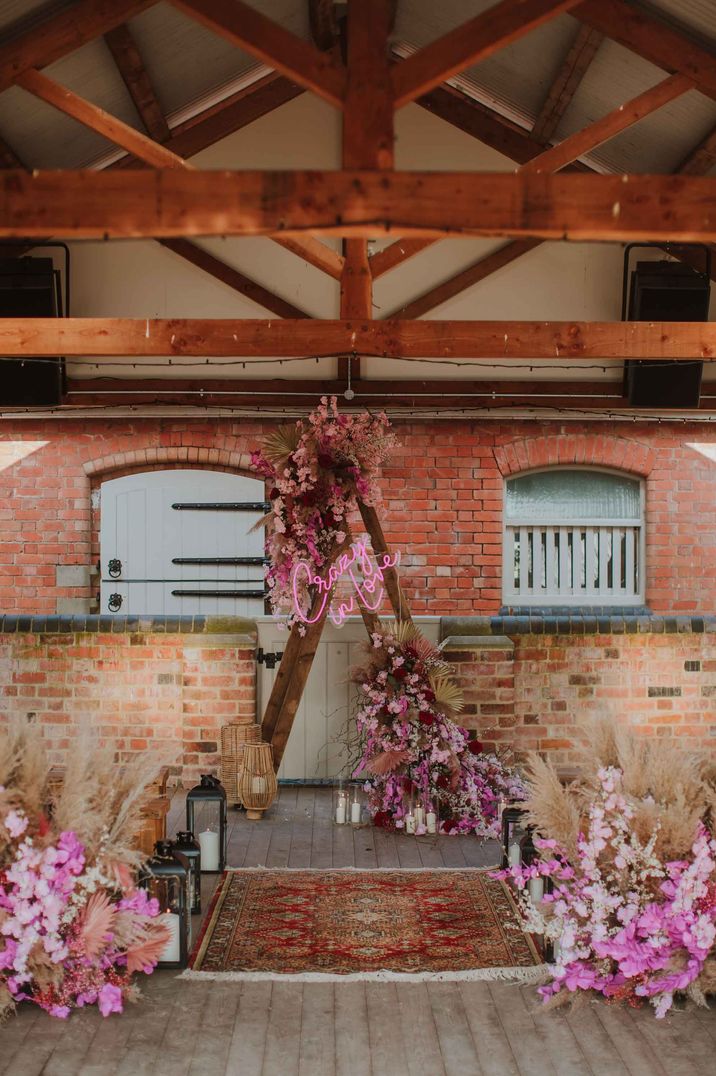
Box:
[298,491,317,507]
[422,689,435,702]
[467,740,484,756]
[436,773,451,790]
[269,487,280,500]
[442,818,459,833]
[393,667,407,682]
[418,711,435,727]
[373,811,392,829]
[317,452,334,469]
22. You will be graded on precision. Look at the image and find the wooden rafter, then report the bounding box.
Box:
[369,239,437,279]
[158,239,311,319]
[111,73,304,168]
[5,318,716,360]
[576,0,716,104]
[170,0,347,107]
[0,0,158,95]
[392,0,582,108]
[16,69,188,170]
[309,0,340,53]
[390,240,543,319]
[0,134,26,170]
[520,72,693,174]
[678,123,716,177]
[531,24,603,143]
[104,23,170,142]
[7,170,716,241]
[271,236,344,280]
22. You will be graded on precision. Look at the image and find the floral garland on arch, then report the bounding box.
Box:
[0,722,169,1021]
[351,621,524,835]
[250,396,397,624]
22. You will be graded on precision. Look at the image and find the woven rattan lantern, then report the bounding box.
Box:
[220,722,262,806]
[238,742,277,820]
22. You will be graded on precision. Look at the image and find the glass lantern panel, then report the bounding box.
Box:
[146,875,182,915]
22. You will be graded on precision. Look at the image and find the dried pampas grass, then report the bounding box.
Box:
[522,716,715,865]
[0,718,170,867]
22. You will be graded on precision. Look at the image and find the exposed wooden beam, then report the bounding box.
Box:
[6,318,716,360]
[309,0,340,52]
[391,240,543,319]
[64,376,638,411]
[16,69,188,170]
[104,22,170,142]
[343,0,393,170]
[0,134,26,170]
[158,238,310,318]
[532,25,603,144]
[339,0,394,378]
[370,239,437,278]
[392,0,582,108]
[0,0,158,95]
[678,123,716,177]
[6,170,716,242]
[112,73,305,167]
[576,0,716,104]
[271,235,344,279]
[520,72,694,174]
[416,84,581,167]
[170,0,347,107]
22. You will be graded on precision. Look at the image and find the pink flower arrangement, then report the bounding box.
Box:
[496,767,716,1018]
[351,625,524,835]
[0,799,168,1019]
[251,396,397,623]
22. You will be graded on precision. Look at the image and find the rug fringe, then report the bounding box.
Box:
[179,965,551,985]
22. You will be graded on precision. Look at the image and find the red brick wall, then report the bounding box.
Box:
[1,416,715,613]
[0,629,257,784]
[447,632,716,764]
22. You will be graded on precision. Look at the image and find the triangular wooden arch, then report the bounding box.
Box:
[262,499,412,769]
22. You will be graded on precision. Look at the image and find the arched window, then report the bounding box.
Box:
[503,468,644,607]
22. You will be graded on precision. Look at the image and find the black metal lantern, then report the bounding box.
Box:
[186,774,227,873]
[141,840,191,969]
[174,830,202,915]
[500,804,526,868]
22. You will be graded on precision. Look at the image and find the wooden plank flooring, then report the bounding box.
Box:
[4,786,714,1075]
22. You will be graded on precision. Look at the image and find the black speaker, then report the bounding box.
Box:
[0,257,64,406]
[624,257,710,408]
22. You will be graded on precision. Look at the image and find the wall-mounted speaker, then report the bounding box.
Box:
[623,252,710,408]
[0,256,64,406]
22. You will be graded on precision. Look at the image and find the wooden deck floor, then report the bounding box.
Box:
[2,786,715,1075]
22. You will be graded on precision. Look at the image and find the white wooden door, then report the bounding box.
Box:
[100,469,266,616]
[257,617,441,780]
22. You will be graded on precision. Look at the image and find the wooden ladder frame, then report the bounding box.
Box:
[261,498,412,769]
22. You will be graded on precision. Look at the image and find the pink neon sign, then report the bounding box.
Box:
[291,538,400,627]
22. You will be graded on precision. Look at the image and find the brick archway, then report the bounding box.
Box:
[82,446,255,479]
[493,433,656,479]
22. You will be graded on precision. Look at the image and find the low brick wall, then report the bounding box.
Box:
[442,617,716,764]
[0,616,257,785]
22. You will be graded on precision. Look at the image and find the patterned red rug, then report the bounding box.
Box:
[185,869,543,982]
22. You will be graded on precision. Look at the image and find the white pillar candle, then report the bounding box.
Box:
[159,911,181,963]
[529,876,545,903]
[508,841,521,867]
[199,829,220,871]
[426,811,437,834]
[335,794,347,824]
[415,806,425,827]
[552,938,561,962]
[405,813,416,835]
[251,775,267,795]
[351,800,361,825]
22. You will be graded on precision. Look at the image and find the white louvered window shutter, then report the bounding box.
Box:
[503,469,644,607]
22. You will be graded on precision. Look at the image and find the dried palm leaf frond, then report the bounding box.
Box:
[384,619,420,646]
[428,673,464,716]
[261,423,301,466]
[367,749,410,775]
[411,633,443,665]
